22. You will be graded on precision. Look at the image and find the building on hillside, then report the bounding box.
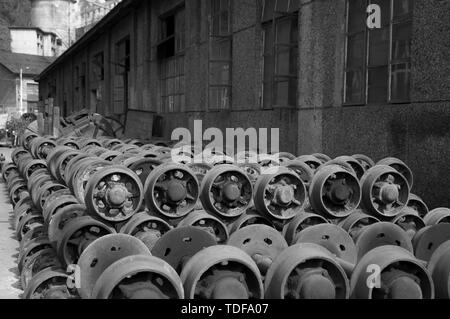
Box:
[74,0,122,40]
[35,0,450,209]
[9,27,63,57]
[0,50,54,115]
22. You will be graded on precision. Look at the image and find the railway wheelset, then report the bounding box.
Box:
[3,131,450,299]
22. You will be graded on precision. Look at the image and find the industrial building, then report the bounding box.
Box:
[9,27,62,57]
[36,0,450,209]
[0,50,54,114]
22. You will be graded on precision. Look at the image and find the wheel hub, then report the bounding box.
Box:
[376,270,423,299]
[330,180,350,203]
[288,268,336,299]
[119,282,169,299]
[379,184,399,204]
[211,276,249,299]
[106,185,128,206]
[274,186,295,205]
[223,182,240,201]
[299,273,336,299]
[167,181,187,202]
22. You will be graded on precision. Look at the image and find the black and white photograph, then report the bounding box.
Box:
[0,0,447,306]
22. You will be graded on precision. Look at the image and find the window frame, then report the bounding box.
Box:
[343,0,413,106]
[158,6,186,113]
[261,5,299,110]
[208,0,233,111]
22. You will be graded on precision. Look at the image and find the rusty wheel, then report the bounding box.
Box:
[77,234,151,299]
[92,255,184,299]
[145,164,199,219]
[120,212,172,251]
[338,210,380,240]
[309,164,361,218]
[181,245,264,299]
[56,216,116,267]
[377,157,413,190]
[360,165,409,218]
[423,207,450,226]
[427,240,450,299]
[283,212,329,245]
[254,167,306,221]
[129,158,163,185]
[48,204,87,248]
[284,160,314,189]
[352,154,375,171]
[84,166,143,222]
[407,194,429,219]
[151,226,217,273]
[392,208,425,239]
[20,248,61,291]
[23,268,79,299]
[334,156,365,180]
[354,222,413,260]
[228,210,275,234]
[228,225,288,276]
[179,210,229,243]
[265,243,349,299]
[412,224,450,262]
[350,246,433,299]
[295,155,323,171]
[72,159,112,204]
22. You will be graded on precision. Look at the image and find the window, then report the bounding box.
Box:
[116,38,130,75]
[114,37,131,114]
[80,63,86,107]
[345,0,413,104]
[262,0,299,108]
[209,0,232,110]
[92,52,105,81]
[74,66,80,106]
[158,8,186,113]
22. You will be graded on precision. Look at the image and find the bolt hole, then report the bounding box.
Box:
[395,240,401,246]
[155,277,164,286]
[376,233,385,239]
[322,235,330,240]
[164,248,171,256]
[183,237,192,243]
[90,258,98,268]
[243,238,251,244]
[428,242,433,250]
[264,238,272,245]
[111,246,120,252]
[339,245,346,251]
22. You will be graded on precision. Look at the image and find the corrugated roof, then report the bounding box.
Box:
[0,50,55,76]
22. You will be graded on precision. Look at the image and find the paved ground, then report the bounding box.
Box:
[0,147,22,299]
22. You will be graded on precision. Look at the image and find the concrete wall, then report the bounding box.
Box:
[10,29,38,56]
[296,0,450,208]
[30,0,72,50]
